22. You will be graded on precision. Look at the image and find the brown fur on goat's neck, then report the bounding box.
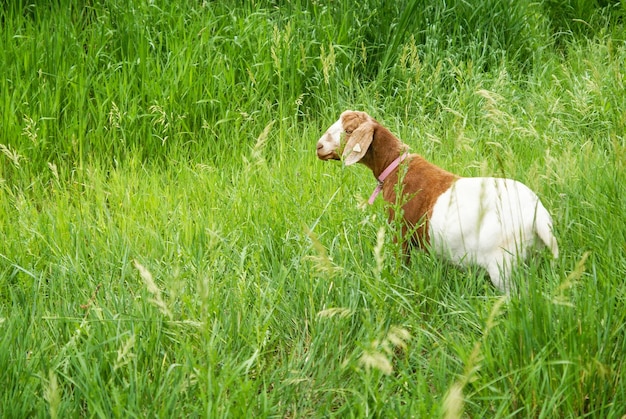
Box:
[358,122,409,179]
[361,119,458,250]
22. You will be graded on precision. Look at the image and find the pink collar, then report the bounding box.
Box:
[368,153,409,205]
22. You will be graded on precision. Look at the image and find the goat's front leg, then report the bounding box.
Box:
[391,228,412,261]
[388,212,413,261]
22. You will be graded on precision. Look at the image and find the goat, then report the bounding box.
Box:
[316,110,559,293]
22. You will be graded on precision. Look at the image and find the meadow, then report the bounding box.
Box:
[1,0,625,417]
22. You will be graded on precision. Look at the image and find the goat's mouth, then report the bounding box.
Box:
[317,151,340,161]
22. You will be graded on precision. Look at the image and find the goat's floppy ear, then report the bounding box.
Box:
[342,120,375,166]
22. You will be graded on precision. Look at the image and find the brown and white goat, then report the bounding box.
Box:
[316,110,558,293]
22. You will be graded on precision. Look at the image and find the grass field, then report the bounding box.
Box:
[1,0,626,417]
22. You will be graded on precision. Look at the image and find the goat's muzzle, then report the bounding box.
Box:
[316,144,340,161]
[316,135,340,161]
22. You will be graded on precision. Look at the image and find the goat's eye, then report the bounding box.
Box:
[345,129,353,134]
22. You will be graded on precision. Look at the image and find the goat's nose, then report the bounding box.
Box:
[316,142,323,150]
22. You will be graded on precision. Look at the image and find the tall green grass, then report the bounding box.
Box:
[1,0,625,417]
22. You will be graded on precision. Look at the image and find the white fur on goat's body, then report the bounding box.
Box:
[316,111,559,294]
[428,177,558,292]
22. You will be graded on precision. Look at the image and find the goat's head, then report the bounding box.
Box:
[316,110,376,166]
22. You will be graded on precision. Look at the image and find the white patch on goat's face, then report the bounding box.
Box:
[316,118,343,161]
